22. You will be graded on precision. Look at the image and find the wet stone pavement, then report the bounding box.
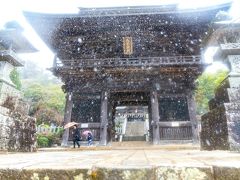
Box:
[1,149,240,179]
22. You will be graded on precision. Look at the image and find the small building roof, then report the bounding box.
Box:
[0,21,37,53]
[0,50,23,66]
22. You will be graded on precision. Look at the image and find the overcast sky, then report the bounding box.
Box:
[0,0,239,72]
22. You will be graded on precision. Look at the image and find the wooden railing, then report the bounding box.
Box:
[36,126,63,134]
[54,56,202,69]
[36,124,101,140]
[159,126,192,140]
[158,121,192,140]
[36,122,193,141]
[115,126,123,134]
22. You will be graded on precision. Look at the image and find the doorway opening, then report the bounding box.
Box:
[114,106,149,141]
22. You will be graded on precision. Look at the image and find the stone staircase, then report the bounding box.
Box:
[124,121,146,141]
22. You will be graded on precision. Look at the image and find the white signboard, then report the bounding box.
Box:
[81,123,88,128]
[171,122,179,127]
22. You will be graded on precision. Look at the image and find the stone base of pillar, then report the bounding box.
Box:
[152,125,160,145]
[99,141,107,146]
[99,127,108,146]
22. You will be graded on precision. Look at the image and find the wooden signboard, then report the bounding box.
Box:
[123,37,133,55]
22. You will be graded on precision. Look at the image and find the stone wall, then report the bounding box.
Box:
[0,70,36,152]
[0,104,37,152]
[0,107,12,150]
[7,112,37,152]
[0,81,21,105]
[0,61,15,86]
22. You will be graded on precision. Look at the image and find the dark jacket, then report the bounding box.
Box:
[73,128,80,141]
[87,134,93,141]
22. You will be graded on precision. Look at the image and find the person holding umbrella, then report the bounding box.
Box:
[82,130,93,146]
[72,124,81,148]
[87,132,93,146]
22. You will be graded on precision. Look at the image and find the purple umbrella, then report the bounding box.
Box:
[82,130,92,136]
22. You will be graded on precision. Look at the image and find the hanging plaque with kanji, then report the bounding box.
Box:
[123,37,133,55]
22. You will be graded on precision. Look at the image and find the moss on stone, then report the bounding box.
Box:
[213,167,240,180]
[0,169,90,180]
[156,166,213,180]
[94,167,155,180]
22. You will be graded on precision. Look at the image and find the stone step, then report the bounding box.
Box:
[122,136,146,141]
[37,142,199,151]
[1,164,240,180]
[1,150,240,179]
[111,141,150,147]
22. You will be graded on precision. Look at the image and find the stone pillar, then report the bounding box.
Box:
[99,91,108,146]
[150,90,160,145]
[61,92,73,147]
[201,43,240,151]
[227,55,240,77]
[187,91,199,143]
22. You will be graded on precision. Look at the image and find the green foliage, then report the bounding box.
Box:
[23,82,65,125]
[37,128,64,148]
[10,68,21,90]
[21,60,65,124]
[57,127,64,137]
[24,83,65,112]
[195,70,228,115]
[37,136,49,147]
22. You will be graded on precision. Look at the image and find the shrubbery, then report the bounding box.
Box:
[36,127,64,147]
[195,70,228,115]
[37,136,49,147]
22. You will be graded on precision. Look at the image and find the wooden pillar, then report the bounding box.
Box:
[107,100,114,142]
[187,91,199,143]
[150,90,160,145]
[61,92,73,147]
[99,91,108,146]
